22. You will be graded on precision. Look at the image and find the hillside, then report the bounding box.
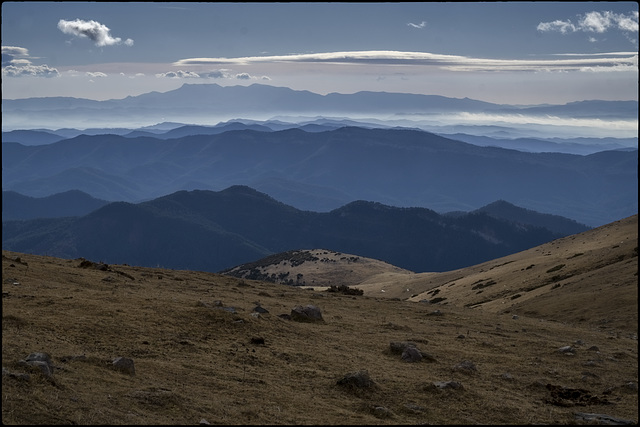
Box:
[2,215,637,424]
[2,186,574,274]
[358,214,638,335]
[220,249,413,287]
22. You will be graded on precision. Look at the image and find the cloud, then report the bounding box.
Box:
[538,10,639,34]
[235,72,252,80]
[86,71,108,78]
[155,70,201,78]
[2,64,60,78]
[57,19,134,47]
[204,69,231,79]
[174,50,638,73]
[1,45,59,77]
[407,21,427,29]
[2,46,30,59]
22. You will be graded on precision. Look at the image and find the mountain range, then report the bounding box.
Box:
[3,117,636,155]
[3,83,637,134]
[3,126,636,226]
[2,185,590,274]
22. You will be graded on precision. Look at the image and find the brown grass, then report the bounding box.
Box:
[2,216,638,425]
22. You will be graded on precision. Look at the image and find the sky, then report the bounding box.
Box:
[1,1,638,106]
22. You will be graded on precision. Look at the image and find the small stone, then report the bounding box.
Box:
[112,357,135,376]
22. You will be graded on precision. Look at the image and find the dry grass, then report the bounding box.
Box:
[2,216,638,425]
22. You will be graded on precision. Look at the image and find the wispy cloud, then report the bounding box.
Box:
[407,21,426,29]
[58,19,134,47]
[537,10,639,34]
[174,50,638,73]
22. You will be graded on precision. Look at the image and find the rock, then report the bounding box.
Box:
[453,360,477,375]
[389,341,417,355]
[253,305,269,314]
[22,352,55,377]
[401,346,423,363]
[290,304,324,322]
[371,406,394,419]
[112,357,135,376]
[574,412,635,425]
[558,345,575,354]
[337,370,375,389]
[431,380,463,390]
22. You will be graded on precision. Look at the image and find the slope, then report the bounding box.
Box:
[357,214,638,335]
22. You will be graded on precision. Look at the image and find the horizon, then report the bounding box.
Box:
[2,2,638,105]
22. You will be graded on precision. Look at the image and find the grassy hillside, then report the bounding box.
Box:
[358,214,638,336]
[2,216,637,425]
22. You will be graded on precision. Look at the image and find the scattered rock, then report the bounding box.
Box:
[337,370,376,390]
[20,352,55,377]
[401,346,423,363]
[574,412,635,425]
[557,345,575,354]
[253,305,269,314]
[370,405,394,419]
[112,357,135,376]
[250,337,265,345]
[545,383,610,406]
[290,305,324,323]
[389,341,417,355]
[453,360,477,375]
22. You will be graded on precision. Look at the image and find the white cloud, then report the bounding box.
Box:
[536,20,576,34]
[2,64,60,78]
[538,10,639,34]
[407,21,426,29]
[235,72,252,80]
[57,19,134,47]
[86,71,108,78]
[174,50,638,73]
[205,69,231,79]
[2,45,60,77]
[155,70,201,78]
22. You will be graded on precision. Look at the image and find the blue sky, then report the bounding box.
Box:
[2,2,638,105]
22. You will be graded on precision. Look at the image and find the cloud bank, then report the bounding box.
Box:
[57,19,134,47]
[173,50,638,73]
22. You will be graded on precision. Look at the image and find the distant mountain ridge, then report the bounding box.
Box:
[3,126,636,226]
[2,190,109,220]
[3,83,637,131]
[2,186,577,274]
